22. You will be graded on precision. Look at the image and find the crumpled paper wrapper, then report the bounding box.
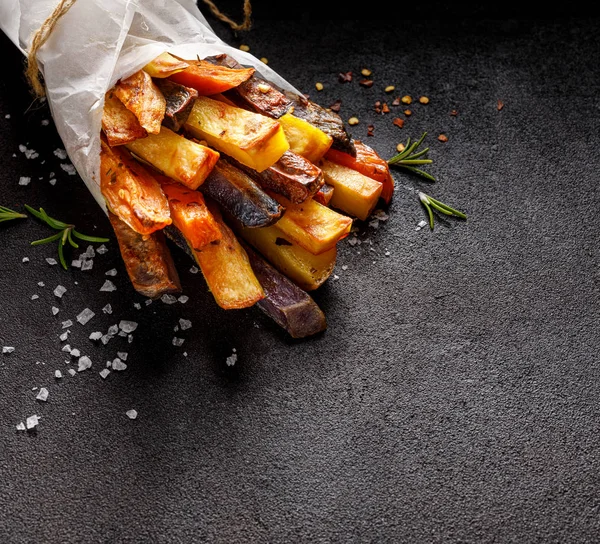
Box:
[0,0,302,213]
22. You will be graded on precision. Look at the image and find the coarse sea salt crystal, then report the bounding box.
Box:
[416,220,427,231]
[36,388,49,401]
[60,163,77,175]
[105,269,117,276]
[38,282,45,287]
[96,245,108,255]
[102,304,112,314]
[144,299,153,306]
[107,324,119,336]
[70,348,80,358]
[126,409,138,420]
[172,337,184,347]
[55,370,62,379]
[189,265,199,274]
[127,335,134,344]
[54,285,67,298]
[3,347,15,354]
[77,356,92,372]
[81,259,93,271]
[30,294,39,300]
[161,294,178,304]
[178,295,189,304]
[26,415,39,429]
[76,308,95,325]
[62,320,73,329]
[226,352,237,367]
[71,259,82,268]
[54,148,67,159]
[62,344,71,353]
[18,176,31,186]
[100,280,116,292]
[22,257,29,263]
[179,318,192,330]
[133,303,141,310]
[16,422,26,431]
[59,331,69,342]
[89,331,102,341]
[46,257,58,266]
[112,358,127,371]
[119,320,138,333]
[68,369,76,376]
[99,368,110,379]
[117,352,128,361]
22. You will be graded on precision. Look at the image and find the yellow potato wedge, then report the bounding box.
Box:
[184,96,289,172]
[125,126,220,190]
[143,52,190,78]
[101,91,147,146]
[234,222,337,291]
[113,69,166,134]
[268,192,352,255]
[319,159,383,221]
[278,112,333,164]
[192,202,265,310]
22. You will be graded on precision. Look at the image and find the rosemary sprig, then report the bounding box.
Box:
[387,132,436,181]
[418,192,467,231]
[0,205,27,223]
[24,205,109,270]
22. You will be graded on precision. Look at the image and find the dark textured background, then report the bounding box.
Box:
[1,2,600,543]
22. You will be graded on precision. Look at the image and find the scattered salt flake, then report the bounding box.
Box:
[62,344,72,353]
[347,237,359,246]
[19,144,39,159]
[119,320,138,333]
[18,176,31,186]
[100,335,111,345]
[102,304,112,314]
[416,220,427,231]
[100,280,116,292]
[96,244,108,254]
[71,259,82,268]
[41,119,49,126]
[54,148,67,159]
[3,347,15,354]
[81,259,94,271]
[373,209,389,221]
[26,415,39,430]
[49,178,57,186]
[70,348,81,358]
[189,265,199,274]
[46,257,58,266]
[108,324,119,336]
[126,409,138,420]
[54,285,67,298]
[385,251,391,256]
[59,331,69,341]
[341,265,348,271]
[133,303,141,310]
[68,369,76,376]
[332,274,340,281]
[99,368,110,379]
[5,114,10,119]
[174,325,179,332]
[77,356,92,372]
[112,358,127,371]
[55,370,62,379]
[178,295,189,304]
[36,388,49,402]
[118,330,128,337]
[161,294,178,304]
[117,352,128,361]
[172,337,185,347]
[89,331,102,341]
[179,318,192,331]
[31,294,39,300]
[105,268,117,276]
[76,308,95,325]
[60,163,77,175]
[226,352,238,366]
[62,320,73,329]
[38,281,45,287]
[183,352,188,357]
[22,257,29,263]
[144,299,153,306]
[16,422,26,431]
[85,245,95,258]
[127,334,134,344]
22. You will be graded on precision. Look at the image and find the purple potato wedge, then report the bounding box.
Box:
[154,78,199,132]
[200,158,285,228]
[108,211,182,299]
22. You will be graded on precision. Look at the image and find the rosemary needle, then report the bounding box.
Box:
[387,132,436,182]
[24,205,109,270]
[418,192,467,231]
[0,205,27,223]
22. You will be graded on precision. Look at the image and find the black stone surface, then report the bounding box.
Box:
[1,3,600,543]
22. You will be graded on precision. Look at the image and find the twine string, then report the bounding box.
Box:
[25,0,252,97]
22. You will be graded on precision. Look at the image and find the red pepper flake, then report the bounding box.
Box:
[329,99,342,113]
[450,109,458,116]
[438,134,448,142]
[382,102,390,113]
[393,117,404,128]
[374,100,382,114]
[367,125,375,136]
[392,97,401,106]
[338,71,353,83]
[497,99,504,111]
[359,79,374,88]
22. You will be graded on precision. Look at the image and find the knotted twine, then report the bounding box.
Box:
[25,0,253,97]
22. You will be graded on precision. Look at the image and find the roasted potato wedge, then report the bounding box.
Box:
[325,140,394,204]
[154,79,198,132]
[184,96,289,172]
[125,126,220,190]
[113,69,166,134]
[234,222,337,291]
[100,138,171,236]
[268,192,352,255]
[158,176,222,250]
[169,59,255,96]
[319,159,383,221]
[143,52,190,78]
[108,211,181,299]
[278,112,333,164]
[101,91,147,146]
[313,183,334,206]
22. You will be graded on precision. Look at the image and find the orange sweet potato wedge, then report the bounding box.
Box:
[101,91,147,146]
[157,176,222,250]
[168,59,255,96]
[100,138,172,236]
[113,70,166,135]
[324,140,394,204]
